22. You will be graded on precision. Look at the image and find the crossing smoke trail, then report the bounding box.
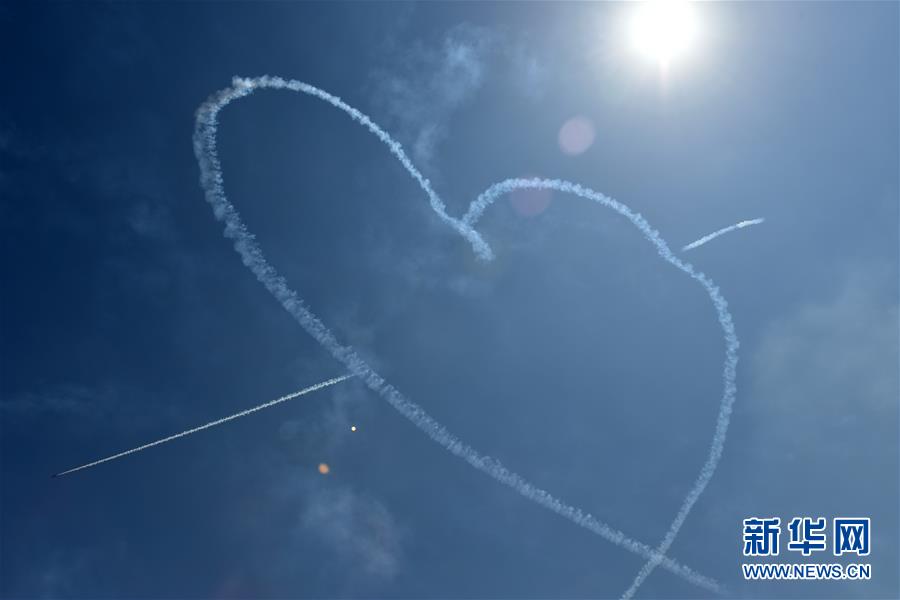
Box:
[682,218,765,251]
[52,375,353,478]
[194,75,738,597]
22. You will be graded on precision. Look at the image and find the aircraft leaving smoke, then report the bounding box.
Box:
[52,375,353,478]
[192,75,748,597]
[683,218,765,251]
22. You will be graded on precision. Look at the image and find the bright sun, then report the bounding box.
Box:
[630,1,698,66]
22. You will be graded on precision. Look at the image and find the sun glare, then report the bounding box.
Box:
[630,1,698,66]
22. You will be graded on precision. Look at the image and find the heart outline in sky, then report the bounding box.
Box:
[194,75,739,598]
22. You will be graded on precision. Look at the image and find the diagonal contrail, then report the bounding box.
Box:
[682,218,765,251]
[193,75,740,596]
[52,375,353,478]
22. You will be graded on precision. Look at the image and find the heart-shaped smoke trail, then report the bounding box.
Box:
[194,75,738,597]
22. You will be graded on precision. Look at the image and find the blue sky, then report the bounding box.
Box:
[1,2,897,598]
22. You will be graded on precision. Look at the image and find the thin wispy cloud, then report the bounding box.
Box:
[370,24,494,175]
[1,383,184,433]
[126,200,174,241]
[734,263,899,598]
[504,37,549,100]
[369,24,546,179]
[752,264,898,449]
[302,486,404,580]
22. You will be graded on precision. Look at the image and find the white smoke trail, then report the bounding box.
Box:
[464,179,738,598]
[223,76,492,261]
[53,375,353,478]
[194,76,735,596]
[682,218,765,251]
